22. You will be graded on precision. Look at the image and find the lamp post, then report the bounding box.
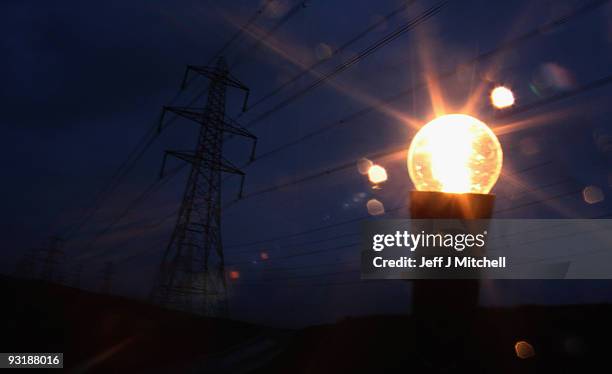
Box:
[406,114,503,360]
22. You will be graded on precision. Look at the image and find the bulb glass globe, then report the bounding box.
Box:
[407,114,503,194]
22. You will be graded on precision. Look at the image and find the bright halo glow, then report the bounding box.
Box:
[407,114,503,194]
[490,86,515,109]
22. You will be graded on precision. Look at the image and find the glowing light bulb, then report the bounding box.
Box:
[407,114,503,194]
[368,165,388,184]
[490,86,515,109]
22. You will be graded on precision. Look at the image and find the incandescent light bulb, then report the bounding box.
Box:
[407,114,503,194]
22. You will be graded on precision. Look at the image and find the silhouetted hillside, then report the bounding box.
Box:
[3,275,612,373]
[254,304,612,373]
[0,275,267,372]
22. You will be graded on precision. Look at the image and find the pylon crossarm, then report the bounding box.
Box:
[224,118,257,160]
[157,108,167,133]
[223,118,256,139]
[159,150,197,179]
[159,151,169,179]
[165,150,199,165]
[185,65,220,82]
[164,151,245,176]
[190,222,215,229]
[241,89,250,112]
[249,138,258,162]
[223,73,249,91]
[180,66,191,90]
[222,75,250,111]
[185,65,249,111]
[186,65,248,91]
[220,156,245,176]
[159,151,200,178]
[237,174,246,199]
[163,106,205,124]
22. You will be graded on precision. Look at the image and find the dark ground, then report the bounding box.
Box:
[2,275,611,373]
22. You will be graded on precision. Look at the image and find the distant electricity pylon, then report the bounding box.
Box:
[100,261,114,294]
[71,263,83,289]
[13,248,40,279]
[150,57,256,316]
[41,236,65,284]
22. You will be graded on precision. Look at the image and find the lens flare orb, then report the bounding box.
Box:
[407,114,503,194]
[368,165,388,184]
[229,270,240,280]
[490,86,515,109]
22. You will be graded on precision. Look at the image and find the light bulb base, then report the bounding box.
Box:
[409,190,495,219]
[409,190,495,347]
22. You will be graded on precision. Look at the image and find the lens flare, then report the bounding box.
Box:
[368,165,388,184]
[515,341,535,359]
[490,86,515,109]
[582,185,604,204]
[407,114,503,194]
[357,158,373,175]
[366,199,385,216]
[229,270,240,280]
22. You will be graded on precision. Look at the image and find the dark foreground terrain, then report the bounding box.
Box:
[2,275,611,373]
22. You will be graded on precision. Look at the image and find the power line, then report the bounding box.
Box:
[89,160,584,266]
[60,89,186,241]
[62,74,217,242]
[224,160,554,250]
[228,242,360,266]
[61,78,204,243]
[229,232,360,254]
[246,0,611,164]
[242,0,452,129]
[494,188,582,215]
[243,259,361,274]
[240,208,612,286]
[89,54,612,262]
[234,279,384,288]
[228,190,592,280]
[239,268,361,283]
[228,68,612,207]
[106,169,581,269]
[205,0,276,66]
[73,0,608,253]
[230,1,309,70]
[59,0,277,242]
[497,74,612,119]
[71,0,612,267]
[76,164,187,260]
[226,175,572,255]
[241,0,416,113]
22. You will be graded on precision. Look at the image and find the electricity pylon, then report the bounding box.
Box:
[150,57,256,317]
[41,236,65,283]
[100,261,114,294]
[71,263,83,289]
[13,248,40,279]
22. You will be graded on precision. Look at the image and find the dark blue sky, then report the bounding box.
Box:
[3,0,612,327]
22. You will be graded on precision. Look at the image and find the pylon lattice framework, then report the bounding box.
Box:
[150,58,255,317]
